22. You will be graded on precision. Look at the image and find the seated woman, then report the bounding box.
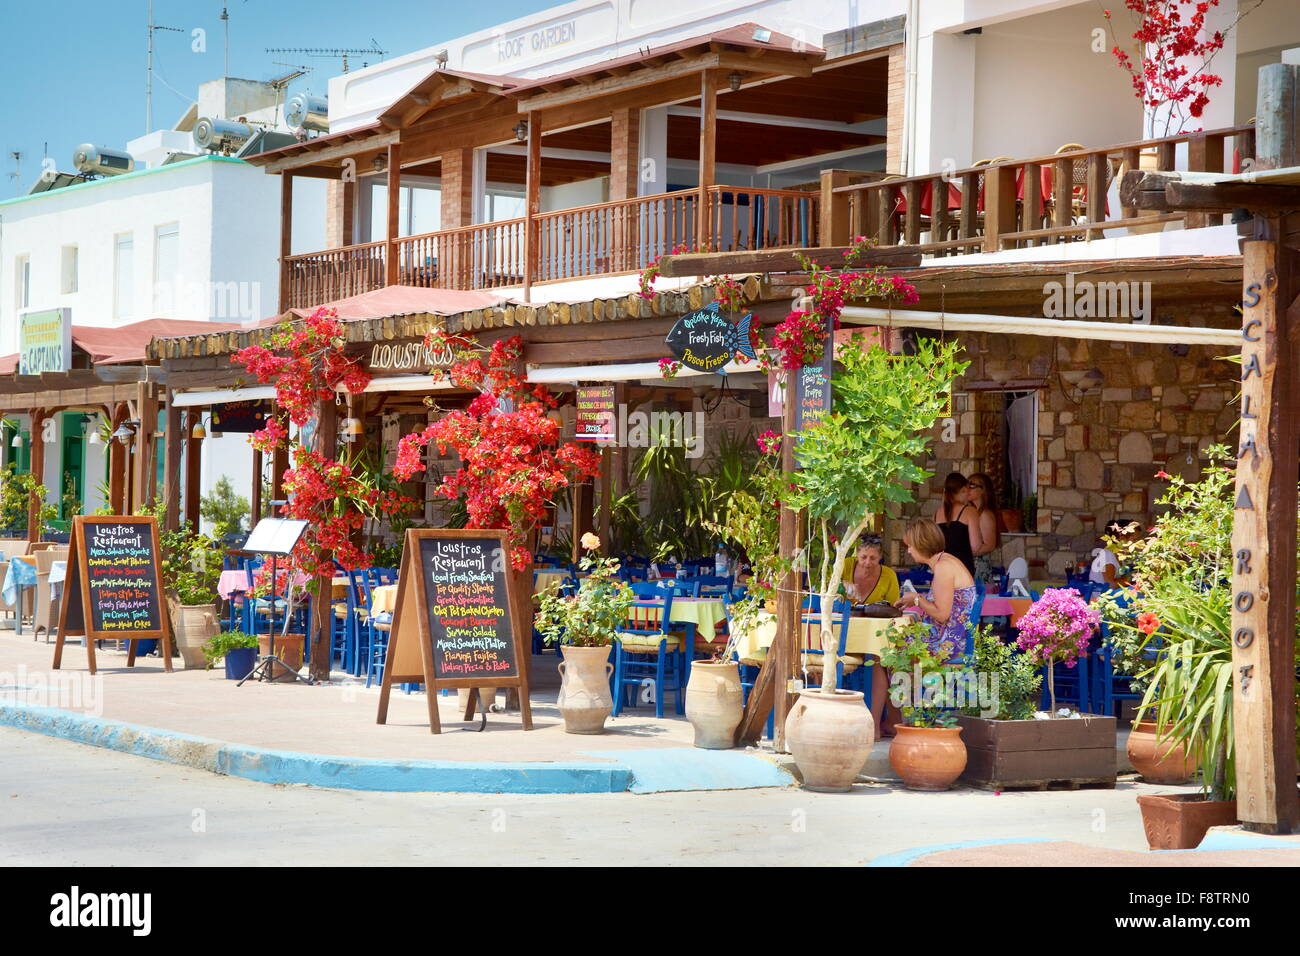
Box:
[1090,519,1138,590]
[893,517,978,664]
[843,536,900,605]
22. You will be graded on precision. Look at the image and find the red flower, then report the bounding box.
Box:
[1137,612,1161,636]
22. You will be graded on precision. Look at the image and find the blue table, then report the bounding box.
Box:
[3,556,37,636]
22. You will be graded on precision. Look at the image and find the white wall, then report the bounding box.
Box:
[0,156,280,350]
[327,0,910,133]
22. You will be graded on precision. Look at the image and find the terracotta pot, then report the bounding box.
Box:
[999,508,1024,533]
[457,687,498,714]
[1127,720,1196,784]
[1136,792,1237,849]
[784,689,875,792]
[889,724,968,791]
[175,604,220,669]
[685,661,742,749]
[557,644,615,734]
[256,632,305,682]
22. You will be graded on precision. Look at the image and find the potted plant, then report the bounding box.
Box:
[157,520,225,669]
[1014,587,1099,715]
[535,534,635,734]
[876,619,968,790]
[202,629,259,680]
[1095,448,1244,847]
[957,627,1117,789]
[776,301,964,791]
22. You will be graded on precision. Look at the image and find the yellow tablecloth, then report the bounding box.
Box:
[533,570,572,596]
[731,611,897,662]
[370,584,397,615]
[627,597,729,641]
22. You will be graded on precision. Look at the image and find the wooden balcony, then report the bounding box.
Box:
[280,185,818,310]
[819,124,1256,258]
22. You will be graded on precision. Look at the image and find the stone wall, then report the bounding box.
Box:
[883,318,1240,579]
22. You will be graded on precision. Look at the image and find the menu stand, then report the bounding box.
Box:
[237,517,311,687]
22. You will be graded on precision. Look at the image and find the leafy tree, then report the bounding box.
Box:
[199,476,250,541]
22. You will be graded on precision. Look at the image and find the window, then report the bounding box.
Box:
[60,246,78,294]
[153,223,179,312]
[113,232,133,320]
[16,255,31,310]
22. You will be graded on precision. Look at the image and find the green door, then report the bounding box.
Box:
[60,411,85,521]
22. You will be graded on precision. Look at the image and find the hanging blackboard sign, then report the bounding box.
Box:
[794,317,835,435]
[575,385,616,442]
[664,301,758,374]
[376,528,533,733]
[52,515,173,675]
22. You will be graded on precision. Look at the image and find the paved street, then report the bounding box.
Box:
[7,726,1298,866]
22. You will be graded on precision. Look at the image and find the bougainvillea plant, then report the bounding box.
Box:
[232,307,417,582]
[394,331,601,570]
[1014,587,1101,714]
[1102,0,1262,136]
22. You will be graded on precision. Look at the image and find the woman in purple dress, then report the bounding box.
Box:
[894,517,978,663]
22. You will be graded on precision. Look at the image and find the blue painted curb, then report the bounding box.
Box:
[0,701,631,794]
[867,838,1054,867]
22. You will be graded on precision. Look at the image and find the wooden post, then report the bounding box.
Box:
[598,446,612,549]
[1229,61,1300,834]
[271,411,289,503]
[523,111,541,300]
[108,403,127,513]
[27,408,46,542]
[697,70,719,250]
[385,143,402,287]
[983,164,1017,253]
[278,172,293,313]
[611,108,640,271]
[250,449,263,523]
[310,398,339,681]
[184,409,202,531]
[821,170,852,248]
[133,382,160,512]
[736,368,800,748]
[163,394,182,530]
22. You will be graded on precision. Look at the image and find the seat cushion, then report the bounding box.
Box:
[618,633,682,650]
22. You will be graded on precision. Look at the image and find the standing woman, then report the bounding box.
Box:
[966,472,1001,590]
[933,472,979,578]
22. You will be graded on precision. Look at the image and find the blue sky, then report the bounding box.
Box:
[0,0,550,196]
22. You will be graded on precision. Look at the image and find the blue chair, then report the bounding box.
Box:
[692,574,734,598]
[798,598,857,693]
[728,596,774,741]
[612,585,686,718]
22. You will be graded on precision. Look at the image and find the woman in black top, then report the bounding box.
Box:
[932,472,980,577]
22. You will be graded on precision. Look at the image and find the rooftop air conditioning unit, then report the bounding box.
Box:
[72,144,135,177]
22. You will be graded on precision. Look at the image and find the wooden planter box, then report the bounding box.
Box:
[957,715,1117,790]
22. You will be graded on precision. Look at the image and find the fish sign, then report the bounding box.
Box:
[664,302,757,374]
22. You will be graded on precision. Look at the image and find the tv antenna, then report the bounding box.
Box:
[7,152,21,197]
[265,40,387,74]
[147,0,184,132]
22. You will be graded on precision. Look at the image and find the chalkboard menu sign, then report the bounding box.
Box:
[52,515,173,675]
[376,528,533,733]
[574,385,616,442]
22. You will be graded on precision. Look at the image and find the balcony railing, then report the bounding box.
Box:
[280,185,818,310]
[819,124,1256,258]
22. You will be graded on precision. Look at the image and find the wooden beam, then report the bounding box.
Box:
[698,70,719,249]
[163,396,182,531]
[657,245,922,277]
[184,410,202,532]
[385,142,401,287]
[108,404,127,513]
[278,173,293,313]
[523,111,541,299]
[259,129,400,173]
[1231,238,1300,834]
[27,408,46,542]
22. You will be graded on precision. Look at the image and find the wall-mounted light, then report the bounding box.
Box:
[727,71,743,92]
[191,418,207,440]
[113,421,138,445]
[10,431,23,449]
[340,417,364,443]
[82,414,102,446]
[372,155,387,172]
[513,120,529,143]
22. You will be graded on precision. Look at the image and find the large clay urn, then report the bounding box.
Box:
[685,661,743,749]
[889,724,968,791]
[784,689,875,792]
[1127,720,1196,784]
[556,644,615,734]
[175,604,220,669]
